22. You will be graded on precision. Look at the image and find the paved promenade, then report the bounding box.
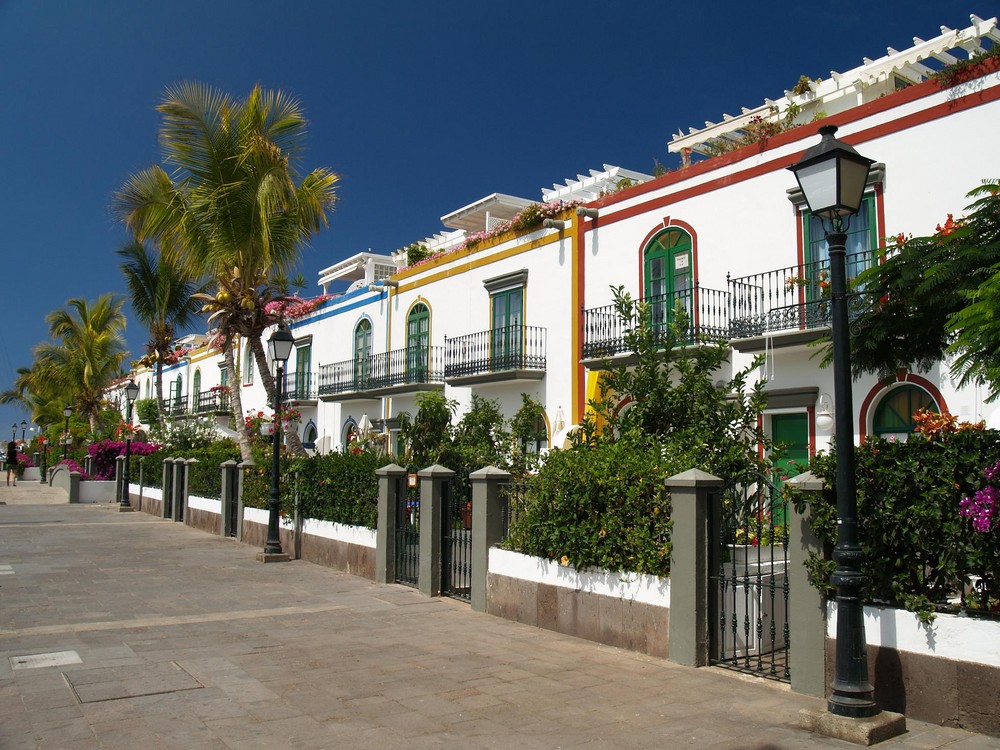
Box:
[0,489,997,749]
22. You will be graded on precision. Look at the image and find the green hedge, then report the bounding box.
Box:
[184,440,241,499]
[788,427,1000,621]
[506,436,686,577]
[137,449,168,489]
[240,449,380,529]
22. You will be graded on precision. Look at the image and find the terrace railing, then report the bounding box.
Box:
[444,325,546,379]
[159,396,189,417]
[727,253,871,339]
[582,285,730,360]
[318,346,445,396]
[194,389,231,414]
[283,371,317,401]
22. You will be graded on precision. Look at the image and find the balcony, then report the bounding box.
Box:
[727,253,870,349]
[193,389,231,414]
[282,372,317,403]
[318,346,445,400]
[445,325,546,385]
[581,286,729,363]
[159,396,189,417]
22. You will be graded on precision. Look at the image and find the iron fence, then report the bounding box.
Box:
[499,481,530,541]
[444,325,547,378]
[727,253,871,339]
[582,285,729,359]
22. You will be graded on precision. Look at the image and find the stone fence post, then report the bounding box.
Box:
[161,457,175,519]
[785,471,829,698]
[171,459,185,522]
[220,460,239,538]
[376,464,407,584]
[237,460,254,542]
[666,468,723,667]
[470,466,510,613]
[418,464,454,598]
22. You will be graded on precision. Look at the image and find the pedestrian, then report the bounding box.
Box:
[6,440,17,486]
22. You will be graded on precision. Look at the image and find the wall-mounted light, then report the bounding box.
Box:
[542,219,566,230]
[368,280,400,292]
[576,207,599,219]
[816,393,834,431]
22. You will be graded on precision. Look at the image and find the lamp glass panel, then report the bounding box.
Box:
[836,158,870,215]
[795,160,838,216]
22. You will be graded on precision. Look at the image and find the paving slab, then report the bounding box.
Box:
[0,502,998,749]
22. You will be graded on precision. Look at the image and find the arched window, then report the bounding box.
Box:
[873,385,937,440]
[406,303,430,383]
[192,369,201,397]
[173,374,184,413]
[244,344,254,385]
[342,418,358,449]
[302,421,318,450]
[644,229,692,335]
[354,319,372,388]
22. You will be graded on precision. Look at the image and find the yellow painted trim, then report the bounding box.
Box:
[395,221,570,295]
[571,216,580,424]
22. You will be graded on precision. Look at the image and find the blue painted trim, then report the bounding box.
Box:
[290,291,383,330]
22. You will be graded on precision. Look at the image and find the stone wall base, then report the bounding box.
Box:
[825,639,1000,736]
[186,506,219,535]
[136,495,162,517]
[486,572,669,658]
[241,517,375,580]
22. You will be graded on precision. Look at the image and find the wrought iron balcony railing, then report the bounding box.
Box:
[727,253,871,339]
[582,285,730,360]
[194,390,231,414]
[318,346,445,396]
[282,371,317,401]
[159,396,189,417]
[444,325,546,379]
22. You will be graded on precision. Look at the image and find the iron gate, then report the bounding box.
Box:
[711,472,790,682]
[441,471,472,601]
[162,463,174,519]
[395,470,420,587]
[226,464,240,537]
[176,463,186,522]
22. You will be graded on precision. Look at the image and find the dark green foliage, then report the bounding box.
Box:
[135,398,159,425]
[137,448,168,489]
[507,287,769,576]
[183,439,241,499]
[849,180,1000,399]
[507,436,678,575]
[451,395,511,471]
[292,449,381,528]
[788,428,1000,621]
[397,391,456,468]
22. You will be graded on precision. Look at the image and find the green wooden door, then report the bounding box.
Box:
[491,287,523,369]
[644,229,692,335]
[771,413,809,525]
[407,304,429,382]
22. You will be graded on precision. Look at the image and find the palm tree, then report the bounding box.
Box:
[118,239,203,422]
[35,295,129,433]
[114,82,339,460]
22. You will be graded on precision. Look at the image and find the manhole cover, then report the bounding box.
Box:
[64,661,203,703]
[10,650,82,669]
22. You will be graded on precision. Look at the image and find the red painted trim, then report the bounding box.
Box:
[874,182,887,250]
[575,217,587,423]
[807,405,816,459]
[582,75,1000,230]
[857,373,948,441]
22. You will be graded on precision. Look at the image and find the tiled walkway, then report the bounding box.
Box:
[0,497,996,749]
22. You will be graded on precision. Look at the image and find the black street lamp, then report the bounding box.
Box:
[20,420,26,444]
[39,436,48,484]
[120,379,140,510]
[263,323,295,557]
[10,423,16,442]
[62,405,73,460]
[789,125,877,719]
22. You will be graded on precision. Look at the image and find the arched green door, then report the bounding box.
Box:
[407,304,430,383]
[873,385,936,440]
[354,320,372,389]
[644,229,692,337]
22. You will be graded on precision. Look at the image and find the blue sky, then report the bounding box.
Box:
[0,0,988,431]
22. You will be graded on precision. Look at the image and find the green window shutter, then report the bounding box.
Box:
[873,385,937,439]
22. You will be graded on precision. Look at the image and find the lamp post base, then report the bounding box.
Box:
[797,708,905,746]
[117,505,135,513]
[255,551,290,563]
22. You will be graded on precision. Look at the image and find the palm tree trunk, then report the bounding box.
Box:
[155,358,165,422]
[250,335,308,457]
[225,342,253,462]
